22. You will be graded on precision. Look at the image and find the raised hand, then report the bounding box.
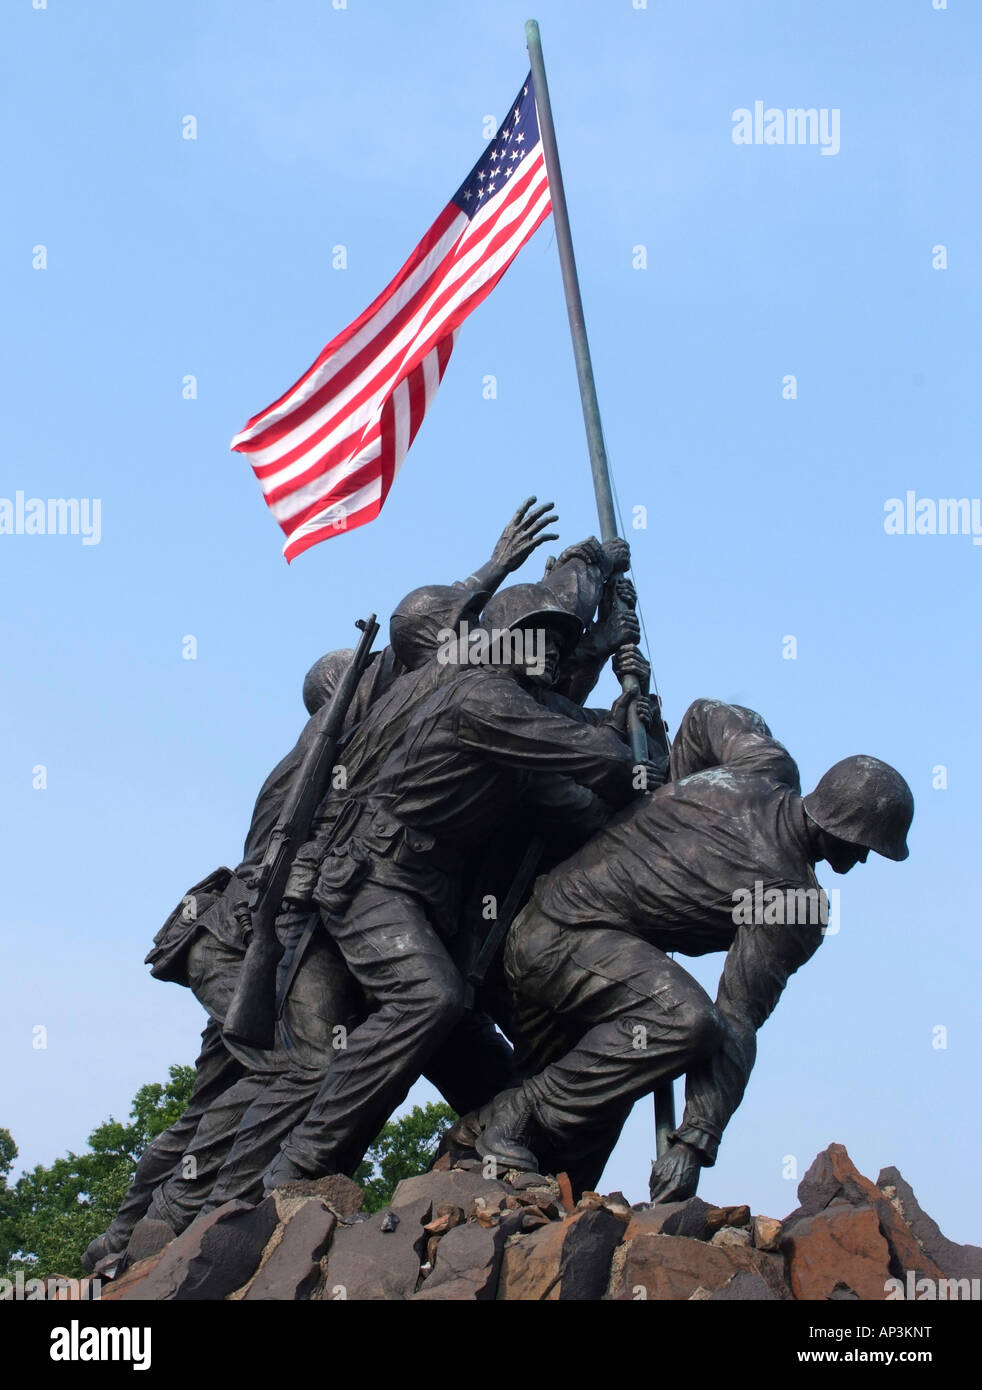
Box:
[491,496,560,575]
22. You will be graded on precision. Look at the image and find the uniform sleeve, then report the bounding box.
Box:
[520,773,613,852]
[455,677,637,807]
[672,905,824,1164]
[670,698,801,791]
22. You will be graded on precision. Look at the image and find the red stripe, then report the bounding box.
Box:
[284,493,383,563]
[406,359,427,452]
[253,168,550,501]
[267,184,549,521]
[237,155,546,459]
[280,453,386,536]
[240,202,461,435]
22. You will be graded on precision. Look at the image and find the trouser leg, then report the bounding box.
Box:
[277,882,466,1177]
[499,905,723,1168]
[202,928,364,1208]
[84,934,254,1262]
[101,1021,244,1245]
[424,1009,515,1117]
[147,1071,273,1231]
[149,918,357,1226]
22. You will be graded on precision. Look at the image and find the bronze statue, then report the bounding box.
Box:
[83,501,914,1279]
[472,699,913,1197]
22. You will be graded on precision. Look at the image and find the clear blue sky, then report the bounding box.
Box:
[2,0,979,1241]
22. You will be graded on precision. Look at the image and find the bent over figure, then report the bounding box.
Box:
[475,698,914,1199]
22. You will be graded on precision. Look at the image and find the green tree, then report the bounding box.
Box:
[354,1102,456,1212]
[1,1064,194,1280]
[0,1129,21,1269]
[1,1075,455,1275]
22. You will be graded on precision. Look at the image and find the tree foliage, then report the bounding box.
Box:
[0,1064,194,1280]
[1,1077,455,1275]
[353,1102,457,1212]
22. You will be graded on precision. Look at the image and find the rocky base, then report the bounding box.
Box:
[83,1144,980,1302]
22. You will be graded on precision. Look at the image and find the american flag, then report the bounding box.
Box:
[232,75,551,562]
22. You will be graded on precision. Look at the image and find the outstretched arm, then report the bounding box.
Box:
[464,495,559,600]
[455,676,646,808]
[649,907,824,1201]
[388,498,560,670]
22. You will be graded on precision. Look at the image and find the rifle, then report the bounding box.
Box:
[223,614,380,1049]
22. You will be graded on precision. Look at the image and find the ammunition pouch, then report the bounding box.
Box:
[306,800,449,919]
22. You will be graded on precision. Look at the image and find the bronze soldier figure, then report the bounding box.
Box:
[82,498,562,1266]
[473,699,914,1199]
[209,581,654,1201]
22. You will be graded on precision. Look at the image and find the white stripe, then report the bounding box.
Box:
[283,476,383,551]
[267,181,549,521]
[269,431,382,525]
[233,210,469,446]
[246,150,547,477]
[391,376,411,470]
[253,163,549,495]
[422,345,441,410]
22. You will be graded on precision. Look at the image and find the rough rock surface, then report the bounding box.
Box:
[109,1199,278,1301]
[90,1142,980,1301]
[877,1164,982,1283]
[498,1206,627,1300]
[240,1198,336,1301]
[782,1205,893,1301]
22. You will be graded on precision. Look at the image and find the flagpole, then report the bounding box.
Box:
[525,18,677,1159]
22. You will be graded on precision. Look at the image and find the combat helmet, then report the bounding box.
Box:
[302,649,355,715]
[802,756,913,861]
[480,582,584,654]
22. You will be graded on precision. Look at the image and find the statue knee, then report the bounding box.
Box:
[430,972,467,1033]
[410,961,467,1033]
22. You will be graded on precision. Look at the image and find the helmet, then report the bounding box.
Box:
[802,756,913,861]
[480,582,584,654]
[390,584,479,672]
[302,649,355,715]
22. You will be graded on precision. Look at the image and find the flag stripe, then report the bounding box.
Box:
[244,152,547,476]
[266,175,550,529]
[232,76,551,560]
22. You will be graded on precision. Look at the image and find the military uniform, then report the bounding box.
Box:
[488,699,827,1187]
[141,548,629,1228]
[205,655,638,1200]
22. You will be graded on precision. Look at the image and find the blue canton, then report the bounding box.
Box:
[453,74,540,217]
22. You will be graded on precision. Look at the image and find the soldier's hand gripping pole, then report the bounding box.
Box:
[223,614,380,1050]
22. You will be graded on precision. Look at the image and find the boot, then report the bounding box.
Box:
[80,1230,125,1275]
[474,1087,544,1173]
[262,1150,312,1194]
